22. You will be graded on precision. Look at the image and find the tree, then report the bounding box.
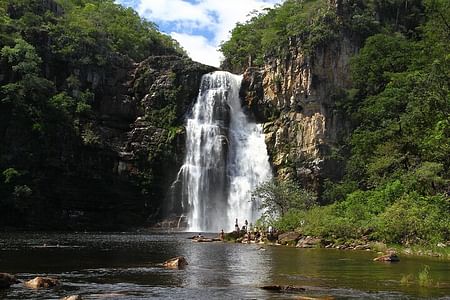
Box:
[252,178,317,220]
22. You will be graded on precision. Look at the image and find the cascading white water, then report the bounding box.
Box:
[177,71,272,232]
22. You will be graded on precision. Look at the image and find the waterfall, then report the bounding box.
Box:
[176,71,272,232]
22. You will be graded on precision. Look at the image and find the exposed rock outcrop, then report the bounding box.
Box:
[277,232,301,245]
[61,295,83,300]
[163,256,188,269]
[261,285,306,292]
[296,236,322,248]
[241,36,359,195]
[373,251,400,262]
[0,52,214,230]
[24,277,60,289]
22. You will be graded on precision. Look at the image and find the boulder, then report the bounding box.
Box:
[24,276,60,289]
[277,232,301,245]
[61,296,83,300]
[296,236,321,248]
[0,273,20,289]
[163,256,188,269]
[194,238,213,242]
[354,244,371,250]
[373,251,400,262]
[261,285,306,292]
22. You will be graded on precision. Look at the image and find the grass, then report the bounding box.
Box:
[400,274,414,286]
[418,265,433,287]
[400,265,435,288]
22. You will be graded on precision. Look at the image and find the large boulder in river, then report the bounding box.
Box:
[261,285,306,292]
[163,256,188,269]
[61,296,83,300]
[0,273,20,289]
[373,251,400,262]
[277,232,301,245]
[24,276,60,289]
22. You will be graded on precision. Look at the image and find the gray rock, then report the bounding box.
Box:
[163,256,188,269]
[24,276,60,289]
[373,251,400,262]
[277,232,301,245]
[296,236,321,248]
[61,295,83,300]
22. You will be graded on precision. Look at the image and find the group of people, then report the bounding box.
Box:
[217,218,277,243]
[234,218,250,233]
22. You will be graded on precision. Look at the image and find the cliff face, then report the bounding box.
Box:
[0,53,214,230]
[241,36,358,194]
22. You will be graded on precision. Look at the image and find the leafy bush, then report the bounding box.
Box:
[2,168,20,184]
[252,178,317,220]
[376,193,450,245]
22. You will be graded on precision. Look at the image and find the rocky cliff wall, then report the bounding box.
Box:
[0,52,214,230]
[241,36,358,194]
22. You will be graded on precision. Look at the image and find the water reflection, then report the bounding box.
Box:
[0,232,448,299]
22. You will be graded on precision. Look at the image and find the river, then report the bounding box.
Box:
[0,232,448,299]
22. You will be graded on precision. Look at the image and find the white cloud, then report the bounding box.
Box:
[137,0,213,27]
[171,32,222,67]
[128,0,284,67]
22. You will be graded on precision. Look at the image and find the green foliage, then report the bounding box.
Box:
[418,265,433,287]
[13,184,32,199]
[1,38,42,75]
[301,204,360,239]
[351,33,414,97]
[220,0,426,71]
[0,0,186,217]
[252,178,317,221]
[81,123,100,146]
[208,0,450,248]
[244,0,449,248]
[50,1,182,63]
[2,168,19,184]
[272,209,306,232]
[375,193,449,244]
[220,0,338,70]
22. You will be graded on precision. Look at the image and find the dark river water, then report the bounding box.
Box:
[0,232,448,299]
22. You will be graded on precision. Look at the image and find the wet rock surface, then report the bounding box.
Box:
[373,251,400,262]
[24,276,60,289]
[163,256,188,269]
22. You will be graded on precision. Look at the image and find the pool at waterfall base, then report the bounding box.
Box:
[0,232,449,299]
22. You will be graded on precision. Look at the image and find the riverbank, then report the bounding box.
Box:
[222,230,450,260]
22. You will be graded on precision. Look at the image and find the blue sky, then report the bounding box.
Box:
[115,0,284,67]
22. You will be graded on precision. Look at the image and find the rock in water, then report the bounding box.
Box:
[61,296,83,300]
[373,251,400,262]
[163,256,188,269]
[0,273,20,289]
[24,276,60,288]
[261,285,306,292]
